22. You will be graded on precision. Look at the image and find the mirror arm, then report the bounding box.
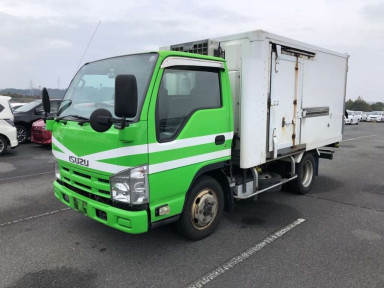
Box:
[113,117,129,130]
[121,117,126,130]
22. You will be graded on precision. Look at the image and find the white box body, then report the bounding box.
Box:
[212,30,348,168]
[164,30,349,169]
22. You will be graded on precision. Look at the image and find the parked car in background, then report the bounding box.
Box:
[361,112,369,121]
[345,110,359,125]
[10,102,26,112]
[0,96,18,155]
[366,111,383,122]
[31,119,52,145]
[354,111,363,122]
[13,99,61,143]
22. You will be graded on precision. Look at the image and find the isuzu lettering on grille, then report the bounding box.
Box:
[69,155,89,167]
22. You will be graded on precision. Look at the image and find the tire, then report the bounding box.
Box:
[177,176,224,241]
[0,135,7,155]
[16,125,28,144]
[289,153,316,195]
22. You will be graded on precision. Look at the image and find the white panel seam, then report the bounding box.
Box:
[149,149,231,174]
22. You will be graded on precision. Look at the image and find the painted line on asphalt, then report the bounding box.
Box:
[1,154,42,160]
[342,134,380,142]
[0,208,71,228]
[362,139,384,143]
[185,218,306,288]
[0,171,53,181]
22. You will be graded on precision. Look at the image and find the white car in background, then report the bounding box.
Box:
[344,110,359,125]
[361,112,369,121]
[354,111,363,122]
[366,111,383,122]
[0,96,18,155]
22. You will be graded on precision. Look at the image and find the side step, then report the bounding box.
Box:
[318,149,334,160]
[233,175,297,200]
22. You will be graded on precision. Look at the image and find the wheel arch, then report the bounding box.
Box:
[185,161,232,212]
[0,133,10,145]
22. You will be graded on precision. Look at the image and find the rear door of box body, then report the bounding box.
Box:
[268,44,347,153]
[268,44,303,153]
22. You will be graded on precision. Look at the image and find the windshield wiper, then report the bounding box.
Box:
[55,114,89,123]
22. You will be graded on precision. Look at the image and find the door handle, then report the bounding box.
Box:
[215,135,225,145]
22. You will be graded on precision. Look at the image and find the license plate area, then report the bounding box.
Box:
[73,197,88,215]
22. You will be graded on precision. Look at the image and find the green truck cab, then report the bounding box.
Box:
[48,51,233,240]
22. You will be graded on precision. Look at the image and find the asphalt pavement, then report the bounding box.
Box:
[0,122,383,288]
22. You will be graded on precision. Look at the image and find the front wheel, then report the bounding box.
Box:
[0,135,7,155]
[177,176,224,241]
[16,125,28,144]
[289,153,316,195]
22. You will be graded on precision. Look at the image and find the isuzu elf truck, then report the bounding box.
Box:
[44,30,349,240]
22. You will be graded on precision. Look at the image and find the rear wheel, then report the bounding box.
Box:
[0,135,7,155]
[16,125,28,144]
[289,153,316,195]
[177,176,224,240]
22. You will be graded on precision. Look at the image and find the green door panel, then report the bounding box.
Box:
[147,61,233,223]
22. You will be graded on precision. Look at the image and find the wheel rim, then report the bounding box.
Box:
[0,139,4,153]
[302,160,314,187]
[17,128,26,143]
[191,189,218,230]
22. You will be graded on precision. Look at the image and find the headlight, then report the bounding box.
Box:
[110,165,149,205]
[55,160,61,179]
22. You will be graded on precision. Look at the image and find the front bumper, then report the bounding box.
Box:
[54,180,149,234]
[10,139,18,148]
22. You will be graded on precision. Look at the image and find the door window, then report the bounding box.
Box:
[156,67,221,141]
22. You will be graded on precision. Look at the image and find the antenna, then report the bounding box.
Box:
[76,20,102,71]
[29,80,34,96]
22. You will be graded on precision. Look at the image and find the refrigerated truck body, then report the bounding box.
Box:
[47,30,348,240]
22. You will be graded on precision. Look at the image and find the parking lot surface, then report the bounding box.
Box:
[0,123,383,288]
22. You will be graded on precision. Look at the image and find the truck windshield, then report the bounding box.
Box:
[57,53,158,119]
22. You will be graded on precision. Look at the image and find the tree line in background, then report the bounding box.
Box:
[1,88,383,110]
[0,88,65,101]
[345,97,383,111]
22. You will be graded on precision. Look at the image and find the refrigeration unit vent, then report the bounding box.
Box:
[170,39,219,56]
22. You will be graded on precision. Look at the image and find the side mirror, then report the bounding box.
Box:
[115,75,138,119]
[90,108,113,132]
[42,88,51,117]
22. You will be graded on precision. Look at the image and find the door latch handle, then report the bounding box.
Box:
[215,135,225,145]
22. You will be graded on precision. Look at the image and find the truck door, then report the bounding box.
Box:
[268,44,303,156]
[146,57,232,222]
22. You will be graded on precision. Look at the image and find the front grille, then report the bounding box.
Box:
[59,180,112,205]
[59,163,111,200]
[58,162,148,212]
[74,170,91,179]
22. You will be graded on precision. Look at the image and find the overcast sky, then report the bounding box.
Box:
[1,0,383,102]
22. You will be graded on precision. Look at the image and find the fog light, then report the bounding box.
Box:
[63,193,69,203]
[156,205,170,216]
